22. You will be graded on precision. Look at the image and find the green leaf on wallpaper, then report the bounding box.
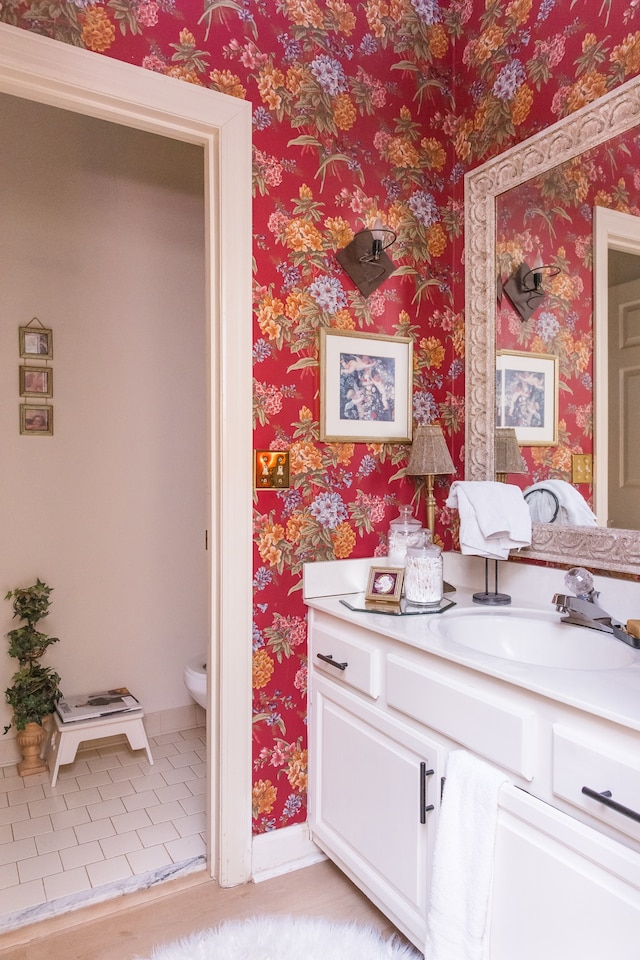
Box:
[558,381,573,394]
[315,154,364,190]
[198,0,248,42]
[288,136,322,148]
[287,357,318,373]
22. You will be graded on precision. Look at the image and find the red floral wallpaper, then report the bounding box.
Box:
[3,0,640,833]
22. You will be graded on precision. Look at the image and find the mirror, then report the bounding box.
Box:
[465,71,640,574]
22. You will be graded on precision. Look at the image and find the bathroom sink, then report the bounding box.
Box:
[430,609,637,669]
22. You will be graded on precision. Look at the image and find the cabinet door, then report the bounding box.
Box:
[309,676,443,950]
[489,786,640,960]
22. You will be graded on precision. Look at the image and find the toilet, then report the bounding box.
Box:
[184,655,207,709]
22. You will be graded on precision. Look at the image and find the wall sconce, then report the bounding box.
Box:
[503,252,560,322]
[495,427,527,483]
[336,217,396,298]
[406,424,455,536]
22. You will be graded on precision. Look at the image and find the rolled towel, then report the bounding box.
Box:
[523,478,597,526]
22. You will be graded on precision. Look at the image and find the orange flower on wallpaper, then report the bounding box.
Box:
[333,308,356,329]
[511,84,533,125]
[365,0,390,38]
[565,72,608,112]
[253,649,275,689]
[257,64,286,111]
[333,93,357,130]
[81,7,115,52]
[387,137,421,168]
[257,523,285,566]
[419,336,445,368]
[285,513,306,544]
[324,217,354,248]
[327,0,357,35]
[331,522,356,558]
[429,23,449,59]
[427,223,447,257]
[209,69,246,99]
[289,440,323,473]
[420,138,446,171]
[473,26,505,66]
[252,779,277,817]
[284,219,324,252]
[285,65,307,96]
[505,0,532,25]
[284,0,324,29]
[610,32,640,76]
[286,748,308,791]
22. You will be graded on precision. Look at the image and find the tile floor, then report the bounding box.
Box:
[0,726,207,925]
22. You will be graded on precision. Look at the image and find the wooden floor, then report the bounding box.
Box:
[0,861,406,960]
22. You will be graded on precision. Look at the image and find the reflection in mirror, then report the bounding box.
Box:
[465,71,640,573]
[594,206,640,530]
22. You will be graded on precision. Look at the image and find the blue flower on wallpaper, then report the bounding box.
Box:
[253,107,272,130]
[536,311,560,342]
[253,566,274,590]
[408,190,439,227]
[413,391,439,424]
[310,56,348,95]
[411,0,442,24]
[309,492,348,529]
[358,455,377,477]
[308,275,347,313]
[253,339,272,362]
[492,60,526,101]
[359,34,378,54]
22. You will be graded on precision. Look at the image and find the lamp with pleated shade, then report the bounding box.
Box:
[406,424,455,535]
[495,427,527,483]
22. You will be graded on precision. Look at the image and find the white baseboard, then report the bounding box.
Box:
[251,822,326,883]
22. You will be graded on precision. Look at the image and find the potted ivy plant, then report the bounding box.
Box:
[3,579,61,776]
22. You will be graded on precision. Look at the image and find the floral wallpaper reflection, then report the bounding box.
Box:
[3,0,640,832]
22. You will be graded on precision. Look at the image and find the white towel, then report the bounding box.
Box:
[445,481,531,559]
[523,478,597,526]
[426,751,508,960]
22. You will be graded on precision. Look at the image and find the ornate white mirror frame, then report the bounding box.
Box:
[465,73,640,575]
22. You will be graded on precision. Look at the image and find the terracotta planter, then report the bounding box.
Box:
[16,721,48,777]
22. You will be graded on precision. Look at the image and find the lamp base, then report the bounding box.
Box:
[472,590,511,605]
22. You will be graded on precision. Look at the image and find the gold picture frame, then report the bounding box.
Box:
[320,329,413,443]
[20,326,53,360]
[20,365,53,398]
[365,566,405,603]
[20,405,53,436]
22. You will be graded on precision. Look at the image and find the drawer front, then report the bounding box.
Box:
[310,619,380,699]
[553,724,640,843]
[386,654,537,779]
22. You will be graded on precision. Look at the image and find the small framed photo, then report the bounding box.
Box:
[496,350,558,446]
[20,366,53,398]
[365,566,404,603]
[20,405,53,436]
[20,327,53,360]
[320,329,413,443]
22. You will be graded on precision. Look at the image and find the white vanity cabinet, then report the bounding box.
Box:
[308,613,445,947]
[306,596,640,957]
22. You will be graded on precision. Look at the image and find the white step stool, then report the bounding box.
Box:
[47,710,154,786]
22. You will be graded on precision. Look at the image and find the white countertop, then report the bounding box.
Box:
[305,588,640,734]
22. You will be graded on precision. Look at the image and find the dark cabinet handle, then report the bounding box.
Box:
[581,786,640,824]
[420,762,435,824]
[316,653,348,671]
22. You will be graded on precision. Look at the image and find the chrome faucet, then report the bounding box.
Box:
[553,568,640,648]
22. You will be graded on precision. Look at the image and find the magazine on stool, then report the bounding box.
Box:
[56,687,140,723]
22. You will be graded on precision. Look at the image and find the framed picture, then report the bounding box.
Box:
[365,566,405,603]
[496,350,558,446]
[20,405,53,436]
[20,365,53,398]
[20,327,53,360]
[320,329,413,442]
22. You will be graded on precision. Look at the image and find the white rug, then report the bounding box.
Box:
[138,914,423,960]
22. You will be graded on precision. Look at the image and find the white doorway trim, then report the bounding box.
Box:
[0,23,253,887]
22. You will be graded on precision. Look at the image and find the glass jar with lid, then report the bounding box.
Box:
[388,505,425,565]
[404,533,443,605]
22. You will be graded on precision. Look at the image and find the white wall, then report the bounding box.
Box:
[0,94,208,752]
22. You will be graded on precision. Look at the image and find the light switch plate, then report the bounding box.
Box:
[572,454,592,483]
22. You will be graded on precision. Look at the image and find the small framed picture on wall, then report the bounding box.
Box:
[20,405,53,436]
[20,366,53,398]
[20,327,53,360]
